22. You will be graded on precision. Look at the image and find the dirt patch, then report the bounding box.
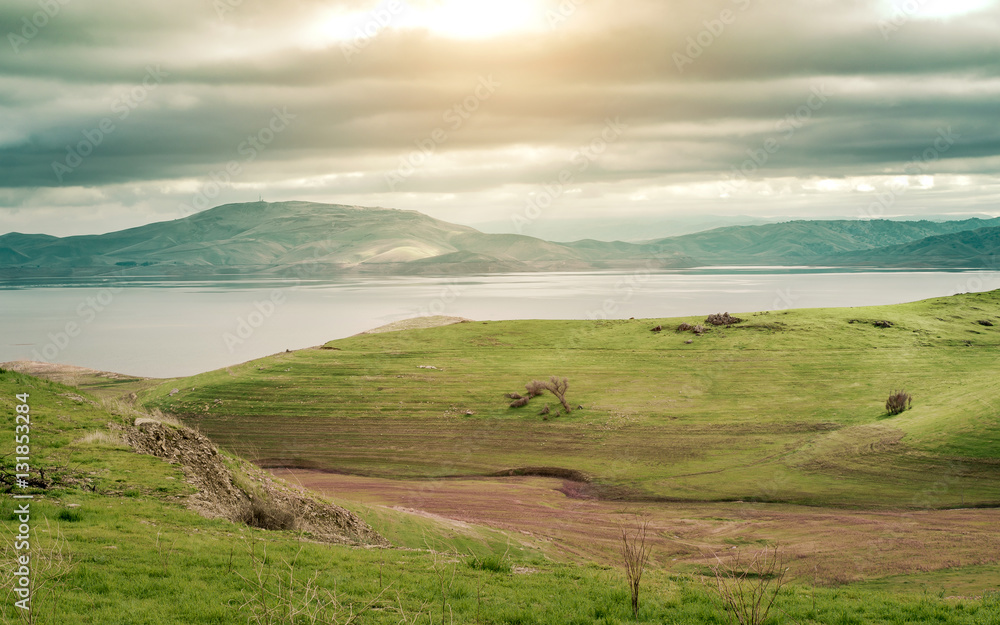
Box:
[1,360,144,385]
[113,418,386,546]
[358,315,471,335]
[490,467,590,482]
[273,469,1000,587]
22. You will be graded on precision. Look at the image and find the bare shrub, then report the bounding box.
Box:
[885,389,912,416]
[677,323,693,332]
[506,377,572,413]
[236,531,382,625]
[524,380,546,398]
[711,545,788,625]
[236,498,299,531]
[620,519,652,618]
[651,325,663,333]
[542,377,572,413]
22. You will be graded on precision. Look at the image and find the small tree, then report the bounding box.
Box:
[885,389,912,415]
[620,519,652,619]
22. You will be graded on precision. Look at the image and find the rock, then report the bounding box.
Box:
[111,418,386,546]
[705,312,743,326]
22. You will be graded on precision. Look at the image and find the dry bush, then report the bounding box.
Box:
[524,380,546,398]
[677,323,693,332]
[543,377,572,413]
[711,545,788,625]
[236,497,299,532]
[507,377,572,413]
[236,531,382,625]
[620,519,652,618]
[885,390,912,416]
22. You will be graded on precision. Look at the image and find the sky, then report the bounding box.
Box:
[1,0,1000,238]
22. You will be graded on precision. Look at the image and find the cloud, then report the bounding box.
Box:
[1,0,1000,235]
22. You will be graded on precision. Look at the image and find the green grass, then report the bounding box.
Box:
[141,290,1000,509]
[2,336,1000,623]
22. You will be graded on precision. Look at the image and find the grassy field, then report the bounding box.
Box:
[142,290,1000,509]
[2,368,1000,623]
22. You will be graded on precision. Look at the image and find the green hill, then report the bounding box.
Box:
[0,201,687,277]
[648,218,1000,265]
[826,226,1000,268]
[5,293,1000,623]
[142,290,1000,509]
[2,203,998,276]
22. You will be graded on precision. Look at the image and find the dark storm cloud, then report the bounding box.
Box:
[1,0,1000,231]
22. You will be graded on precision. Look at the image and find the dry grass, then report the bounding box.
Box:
[74,430,126,446]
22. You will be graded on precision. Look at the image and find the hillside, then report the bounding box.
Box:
[142,290,1000,510]
[0,201,687,277]
[647,218,1000,265]
[826,226,1000,268]
[2,202,999,277]
[5,300,1000,622]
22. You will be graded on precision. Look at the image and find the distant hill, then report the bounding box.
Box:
[647,218,1000,265]
[1,202,998,276]
[825,226,1000,268]
[0,201,688,277]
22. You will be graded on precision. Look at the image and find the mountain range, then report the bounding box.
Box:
[1,201,998,278]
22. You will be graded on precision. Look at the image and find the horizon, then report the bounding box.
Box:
[3,198,1000,241]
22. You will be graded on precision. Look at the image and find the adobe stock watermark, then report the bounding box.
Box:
[511,116,627,233]
[222,239,338,353]
[546,0,587,29]
[7,0,72,54]
[340,0,406,62]
[384,75,500,191]
[719,85,829,195]
[673,0,753,73]
[30,284,124,363]
[178,106,295,217]
[878,0,929,41]
[223,290,287,353]
[51,65,169,183]
[772,288,799,311]
[857,127,959,220]
[411,280,463,318]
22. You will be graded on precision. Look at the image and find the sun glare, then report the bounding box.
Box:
[311,0,547,47]
[401,0,546,39]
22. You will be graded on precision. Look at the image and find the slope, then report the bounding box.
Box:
[826,226,1000,268]
[141,291,1000,509]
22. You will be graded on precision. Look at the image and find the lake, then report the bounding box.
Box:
[1,269,996,378]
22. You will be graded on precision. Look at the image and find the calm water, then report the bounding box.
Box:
[1,269,995,378]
